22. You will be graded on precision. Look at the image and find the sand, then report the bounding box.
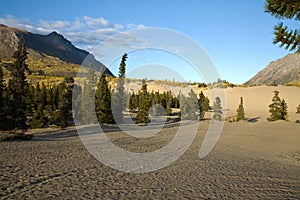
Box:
[0,86,300,199]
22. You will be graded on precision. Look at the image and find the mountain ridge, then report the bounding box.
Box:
[0,24,114,76]
[246,53,300,85]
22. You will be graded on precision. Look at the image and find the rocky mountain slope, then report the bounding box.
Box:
[246,53,300,85]
[0,24,114,76]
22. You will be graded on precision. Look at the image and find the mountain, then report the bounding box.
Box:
[0,24,114,76]
[246,53,300,85]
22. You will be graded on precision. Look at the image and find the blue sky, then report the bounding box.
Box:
[0,0,298,83]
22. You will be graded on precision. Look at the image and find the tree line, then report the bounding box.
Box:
[1,39,299,131]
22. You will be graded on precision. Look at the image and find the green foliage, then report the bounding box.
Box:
[80,68,97,125]
[265,0,300,53]
[236,97,246,121]
[180,89,199,120]
[296,104,300,113]
[95,74,114,124]
[0,41,78,130]
[112,53,127,123]
[129,92,138,111]
[165,91,173,116]
[212,96,223,121]
[198,83,207,88]
[55,77,74,127]
[136,79,150,124]
[198,91,209,120]
[31,104,48,128]
[5,38,28,130]
[280,98,288,120]
[267,90,288,121]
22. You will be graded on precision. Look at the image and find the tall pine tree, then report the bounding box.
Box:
[212,96,222,121]
[55,77,74,127]
[112,53,127,123]
[81,67,96,124]
[136,79,150,124]
[95,74,114,124]
[6,38,28,130]
[198,91,209,120]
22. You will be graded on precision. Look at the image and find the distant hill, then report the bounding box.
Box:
[0,24,114,76]
[246,54,300,85]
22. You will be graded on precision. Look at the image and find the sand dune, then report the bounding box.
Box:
[1,85,300,199]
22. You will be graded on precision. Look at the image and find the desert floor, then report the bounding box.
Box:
[1,120,300,199]
[1,86,300,199]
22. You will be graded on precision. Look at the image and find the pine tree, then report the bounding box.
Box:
[55,77,74,127]
[212,96,222,121]
[26,83,36,117]
[296,104,300,114]
[95,74,114,124]
[268,90,289,121]
[129,92,138,111]
[166,91,172,116]
[180,89,198,120]
[6,38,28,130]
[31,103,48,128]
[136,79,150,124]
[236,97,246,121]
[198,91,209,120]
[280,98,288,120]
[112,53,127,123]
[268,90,282,121]
[265,0,300,53]
[81,67,96,124]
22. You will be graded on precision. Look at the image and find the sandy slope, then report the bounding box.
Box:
[127,83,300,122]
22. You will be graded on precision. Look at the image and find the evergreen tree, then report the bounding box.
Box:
[268,90,282,121]
[198,91,208,120]
[6,38,28,130]
[112,53,127,123]
[31,103,48,128]
[212,96,222,121]
[81,67,96,124]
[95,74,114,124]
[281,98,288,120]
[26,83,36,117]
[172,96,180,108]
[166,91,172,116]
[180,89,198,120]
[236,97,246,121]
[268,90,289,121]
[296,104,300,114]
[136,79,150,124]
[129,92,138,111]
[55,77,74,127]
[265,0,300,53]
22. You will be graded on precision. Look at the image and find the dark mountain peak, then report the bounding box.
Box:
[0,24,114,76]
[48,31,59,35]
[47,31,64,39]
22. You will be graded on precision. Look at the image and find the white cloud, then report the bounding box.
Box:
[83,16,109,27]
[0,15,148,60]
